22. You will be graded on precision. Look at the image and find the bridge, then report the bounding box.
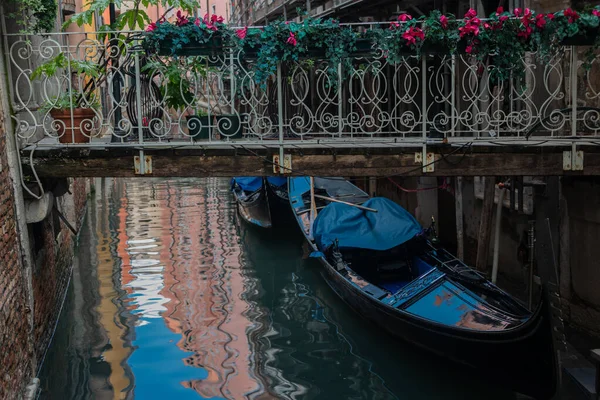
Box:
[5,29,600,177]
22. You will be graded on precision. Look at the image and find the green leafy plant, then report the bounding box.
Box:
[32,52,101,110]
[549,6,600,68]
[5,0,57,34]
[423,10,460,53]
[143,12,232,56]
[235,13,357,87]
[144,57,207,112]
[39,92,100,114]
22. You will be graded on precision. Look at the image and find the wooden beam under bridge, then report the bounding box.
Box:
[20,144,600,178]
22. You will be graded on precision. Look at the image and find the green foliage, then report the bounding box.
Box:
[5,0,57,34]
[39,92,100,114]
[144,57,207,112]
[235,13,357,87]
[31,53,100,80]
[142,15,231,55]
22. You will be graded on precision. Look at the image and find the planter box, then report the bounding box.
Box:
[187,115,211,140]
[50,108,96,144]
[158,36,224,56]
[561,28,600,46]
[216,115,242,139]
[350,38,376,57]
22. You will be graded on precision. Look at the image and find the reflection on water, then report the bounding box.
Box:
[39,178,515,400]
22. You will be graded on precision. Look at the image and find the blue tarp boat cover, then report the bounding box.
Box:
[231,177,263,192]
[313,197,422,252]
[267,177,287,187]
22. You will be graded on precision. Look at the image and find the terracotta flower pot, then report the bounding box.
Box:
[50,108,96,144]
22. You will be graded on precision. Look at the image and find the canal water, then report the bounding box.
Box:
[39,178,516,400]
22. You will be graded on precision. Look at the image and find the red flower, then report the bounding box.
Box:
[496,6,504,15]
[465,8,477,19]
[594,9,600,17]
[398,13,412,22]
[440,15,448,29]
[389,21,400,30]
[287,31,297,46]
[459,20,480,38]
[564,8,579,23]
[547,13,555,20]
[524,8,532,18]
[535,14,547,29]
[145,22,157,32]
[194,18,200,27]
[499,15,509,23]
[471,17,481,25]
[517,26,533,39]
[402,26,424,46]
[465,44,473,53]
[175,10,189,26]
[236,27,248,39]
[514,8,522,17]
[484,22,491,29]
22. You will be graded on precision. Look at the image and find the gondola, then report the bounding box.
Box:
[231,177,272,228]
[288,176,557,400]
[265,176,292,220]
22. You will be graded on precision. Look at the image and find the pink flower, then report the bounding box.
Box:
[440,15,448,29]
[564,8,579,23]
[402,26,424,46]
[465,44,473,53]
[514,8,522,17]
[535,14,547,29]
[547,13,555,20]
[287,31,297,46]
[210,14,224,23]
[389,21,400,29]
[517,26,533,39]
[594,9,600,17]
[398,13,412,22]
[145,22,157,32]
[175,10,189,26]
[471,17,481,25]
[499,15,509,23]
[465,8,477,19]
[206,23,218,31]
[236,27,248,39]
[194,18,200,27]
[484,22,491,29]
[496,6,504,15]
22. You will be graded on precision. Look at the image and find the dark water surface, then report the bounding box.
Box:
[39,178,515,400]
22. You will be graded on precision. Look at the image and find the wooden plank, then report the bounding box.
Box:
[21,150,600,178]
[476,177,496,273]
[455,176,464,260]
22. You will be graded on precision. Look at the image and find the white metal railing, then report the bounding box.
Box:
[4,30,600,150]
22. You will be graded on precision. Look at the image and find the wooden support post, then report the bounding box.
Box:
[369,177,377,197]
[455,176,464,260]
[476,177,496,273]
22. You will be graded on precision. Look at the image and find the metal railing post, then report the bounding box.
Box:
[277,62,284,172]
[571,47,578,137]
[338,61,343,137]
[134,51,145,174]
[66,34,74,144]
[422,56,427,172]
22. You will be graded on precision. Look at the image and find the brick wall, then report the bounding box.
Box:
[0,117,32,398]
[32,178,88,365]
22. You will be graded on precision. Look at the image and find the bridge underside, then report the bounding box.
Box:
[21,144,600,177]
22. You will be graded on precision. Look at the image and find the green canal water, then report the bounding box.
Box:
[39,178,517,399]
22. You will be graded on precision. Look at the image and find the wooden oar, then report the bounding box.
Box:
[314,194,378,212]
[309,177,318,239]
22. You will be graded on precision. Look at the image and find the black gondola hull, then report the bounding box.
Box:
[233,185,272,228]
[318,256,557,399]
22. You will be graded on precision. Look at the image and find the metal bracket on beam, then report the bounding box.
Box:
[563,146,583,171]
[415,152,435,173]
[134,155,153,175]
[273,154,291,174]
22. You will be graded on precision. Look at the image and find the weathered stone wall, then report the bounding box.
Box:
[31,178,88,364]
[0,114,32,398]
